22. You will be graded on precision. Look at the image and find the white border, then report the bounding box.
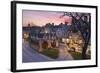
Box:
[16,3,96,70]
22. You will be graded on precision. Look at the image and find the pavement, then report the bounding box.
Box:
[56,43,73,60]
[22,40,54,63]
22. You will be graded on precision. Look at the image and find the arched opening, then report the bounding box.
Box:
[51,41,56,48]
[42,41,48,49]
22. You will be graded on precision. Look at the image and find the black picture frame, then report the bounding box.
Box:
[11,1,98,72]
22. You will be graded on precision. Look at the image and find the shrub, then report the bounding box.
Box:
[41,48,59,59]
[42,41,48,49]
[69,51,82,60]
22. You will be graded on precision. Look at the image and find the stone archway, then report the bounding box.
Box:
[51,41,56,48]
[38,39,59,52]
[42,41,48,49]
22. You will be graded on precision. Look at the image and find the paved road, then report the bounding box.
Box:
[57,43,73,60]
[22,40,54,63]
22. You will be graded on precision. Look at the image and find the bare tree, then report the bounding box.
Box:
[60,12,91,59]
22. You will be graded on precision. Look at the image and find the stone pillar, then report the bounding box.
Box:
[47,40,51,48]
[39,40,43,52]
[55,40,58,48]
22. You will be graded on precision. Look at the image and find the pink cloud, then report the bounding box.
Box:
[23,10,72,26]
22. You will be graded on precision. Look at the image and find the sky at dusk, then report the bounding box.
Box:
[22,10,72,27]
